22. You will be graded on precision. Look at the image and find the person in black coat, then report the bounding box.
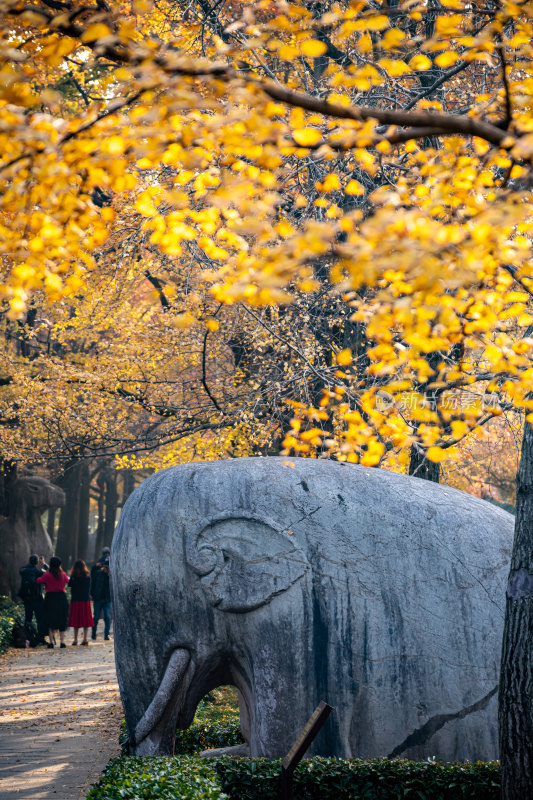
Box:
[18,554,48,644]
[91,557,111,640]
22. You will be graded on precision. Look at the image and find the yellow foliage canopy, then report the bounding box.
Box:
[0,0,532,469]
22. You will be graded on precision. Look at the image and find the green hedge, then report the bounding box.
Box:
[87,756,227,800]
[211,756,500,800]
[174,687,243,753]
[0,597,24,654]
[175,719,243,754]
[89,755,500,800]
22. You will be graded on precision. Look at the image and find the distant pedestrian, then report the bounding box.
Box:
[68,560,94,646]
[92,546,110,575]
[91,556,111,641]
[36,556,69,649]
[18,554,48,644]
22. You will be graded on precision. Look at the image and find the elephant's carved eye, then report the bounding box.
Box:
[186,515,309,613]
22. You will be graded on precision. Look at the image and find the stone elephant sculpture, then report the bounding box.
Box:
[0,476,65,597]
[112,457,513,761]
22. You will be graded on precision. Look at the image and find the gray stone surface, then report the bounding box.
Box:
[112,457,514,761]
[0,477,65,597]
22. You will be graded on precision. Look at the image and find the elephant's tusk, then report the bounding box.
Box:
[134,648,191,745]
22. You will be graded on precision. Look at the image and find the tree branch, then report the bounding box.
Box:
[496,38,512,129]
[4,3,518,161]
[202,327,223,412]
[143,270,170,310]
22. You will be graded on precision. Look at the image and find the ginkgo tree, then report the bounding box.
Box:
[1,0,533,795]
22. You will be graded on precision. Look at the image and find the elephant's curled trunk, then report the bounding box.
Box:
[133,648,191,751]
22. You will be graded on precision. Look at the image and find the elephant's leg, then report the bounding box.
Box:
[237,688,251,744]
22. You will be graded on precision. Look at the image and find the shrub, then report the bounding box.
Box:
[86,756,227,800]
[90,753,500,800]
[0,597,24,654]
[119,720,130,755]
[175,686,242,753]
[210,756,501,800]
[175,719,243,754]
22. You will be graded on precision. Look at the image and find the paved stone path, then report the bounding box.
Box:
[0,638,122,799]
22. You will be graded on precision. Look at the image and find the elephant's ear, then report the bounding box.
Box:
[186,513,309,613]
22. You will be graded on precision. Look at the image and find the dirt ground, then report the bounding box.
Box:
[0,637,122,800]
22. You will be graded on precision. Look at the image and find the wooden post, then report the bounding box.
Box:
[280,701,333,800]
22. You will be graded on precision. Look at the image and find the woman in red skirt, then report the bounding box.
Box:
[68,560,94,645]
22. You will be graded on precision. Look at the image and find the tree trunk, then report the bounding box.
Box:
[103,468,118,548]
[408,444,441,483]
[94,470,106,562]
[0,460,17,516]
[77,460,91,563]
[121,469,135,506]
[47,507,56,549]
[499,416,533,799]
[55,461,81,565]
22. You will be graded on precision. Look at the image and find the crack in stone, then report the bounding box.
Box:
[387,684,498,758]
[284,505,322,531]
[430,530,504,613]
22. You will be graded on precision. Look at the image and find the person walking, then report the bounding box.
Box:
[68,560,94,646]
[91,556,111,640]
[36,556,69,649]
[18,554,48,644]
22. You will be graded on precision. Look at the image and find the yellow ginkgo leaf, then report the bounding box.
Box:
[81,24,112,42]
[410,54,432,71]
[426,446,447,463]
[105,136,125,156]
[135,195,157,216]
[319,174,340,192]
[451,420,469,438]
[381,28,406,48]
[336,348,352,366]
[292,128,322,146]
[345,179,364,195]
[278,44,299,60]
[435,14,463,36]
[301,39,328,57]
[435,51,459,68]
[357,32,372,53]
[360,440,385,466]
[378,58,411,77]
[366,15,389,31]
